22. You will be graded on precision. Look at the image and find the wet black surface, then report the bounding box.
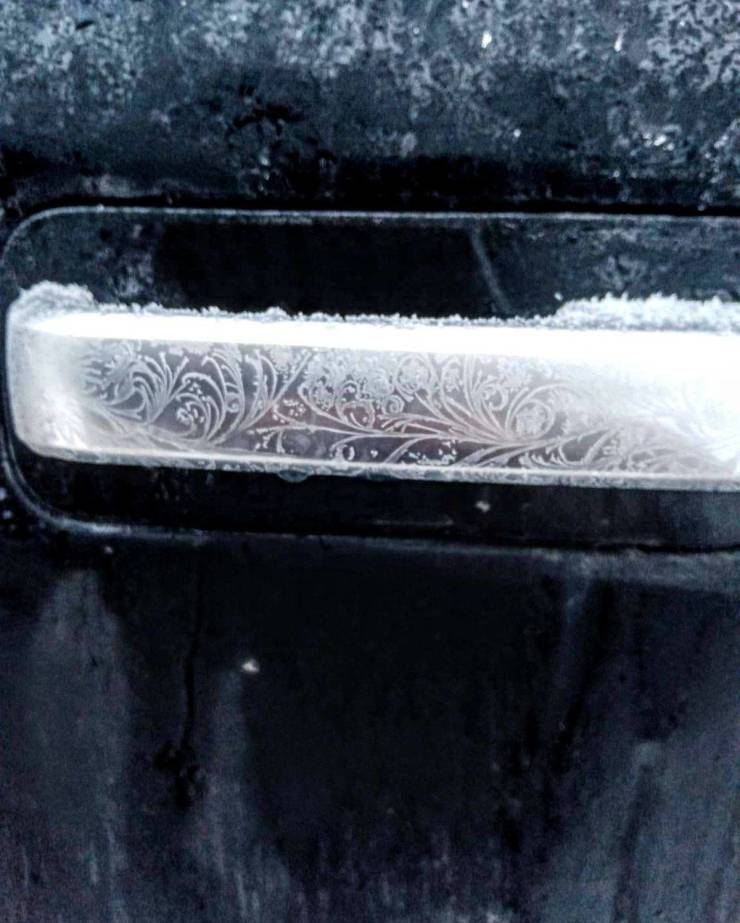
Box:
[0,534,738,922]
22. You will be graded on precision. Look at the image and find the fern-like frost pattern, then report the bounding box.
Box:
[75,337,737,483]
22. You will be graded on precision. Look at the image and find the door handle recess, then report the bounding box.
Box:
[7,282,740,490]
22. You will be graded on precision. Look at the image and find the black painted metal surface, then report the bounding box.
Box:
[0,0,738,218]
[0,2,738,921]
[0,534,738,922]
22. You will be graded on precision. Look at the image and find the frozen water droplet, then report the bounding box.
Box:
[277,468,312,483]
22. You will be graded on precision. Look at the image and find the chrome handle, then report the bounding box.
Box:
[7,282,740,490]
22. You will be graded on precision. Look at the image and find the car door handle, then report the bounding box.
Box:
[7,281,740,490]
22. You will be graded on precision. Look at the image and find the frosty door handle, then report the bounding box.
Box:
[7,282,740,490]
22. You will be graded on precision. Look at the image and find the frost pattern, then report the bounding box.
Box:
[10,283,740,490]
[70,335,738,485]
[643,0,740,91]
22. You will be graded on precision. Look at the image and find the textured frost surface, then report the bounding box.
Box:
[8,282,740,490]
[13,281,740,331]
